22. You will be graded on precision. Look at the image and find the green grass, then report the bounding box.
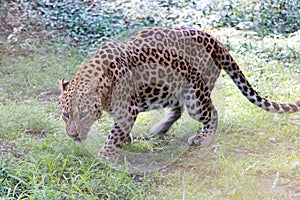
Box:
[1,28,300,199]
[0,101,152,199]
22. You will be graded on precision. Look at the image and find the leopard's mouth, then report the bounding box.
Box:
[73,137,86,142]
[69,129,90,142]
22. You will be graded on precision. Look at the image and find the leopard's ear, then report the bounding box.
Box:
[60,79,69,92]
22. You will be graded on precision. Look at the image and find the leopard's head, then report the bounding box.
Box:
[59,79,102,142]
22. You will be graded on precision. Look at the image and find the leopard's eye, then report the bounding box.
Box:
[62,112,69,119]
[80,110,89,119]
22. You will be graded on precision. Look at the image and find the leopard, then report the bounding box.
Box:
[59,28,300,158]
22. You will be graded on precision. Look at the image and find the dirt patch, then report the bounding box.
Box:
[160,146,300,199]
[37,90,60,102]
[25,130,47,139]
[160,146,219,177]
[0,137,22,158]
[256,173,300,199]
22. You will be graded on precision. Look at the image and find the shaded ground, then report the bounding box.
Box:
[37,90,61,102]
[0,136,22,158]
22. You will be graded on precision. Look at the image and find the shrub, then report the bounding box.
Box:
[22,0,127,48]
[208,0,300,35]
[2,0,298,50]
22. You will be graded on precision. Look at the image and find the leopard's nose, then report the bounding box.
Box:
[67,129,78,138]
[67,121,78,137]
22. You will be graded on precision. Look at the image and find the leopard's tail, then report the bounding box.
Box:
[222,53,300,114]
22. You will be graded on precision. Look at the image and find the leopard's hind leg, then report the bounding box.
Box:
[150,106,182,137]
[184,82,218,146]
[187,104,218,146]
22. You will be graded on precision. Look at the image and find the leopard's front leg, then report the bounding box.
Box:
[98,75,139,159]
[98,121,135,158]
[98,94,138,159]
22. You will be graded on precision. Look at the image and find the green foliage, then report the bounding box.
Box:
[25,0,124,48]
[2,0,298,52]
[209,0,300,35]
[21,0,154,48]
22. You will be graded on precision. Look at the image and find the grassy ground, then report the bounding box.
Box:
[0,28,299,199]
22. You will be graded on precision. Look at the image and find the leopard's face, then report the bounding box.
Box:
[60,79,102,142]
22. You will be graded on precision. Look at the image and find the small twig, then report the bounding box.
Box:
[287,146,300,152]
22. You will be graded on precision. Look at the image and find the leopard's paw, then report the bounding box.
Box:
[97,150,111,159]
[97,146,120,160]
[188,135,203,146]
[188,134,214,146]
